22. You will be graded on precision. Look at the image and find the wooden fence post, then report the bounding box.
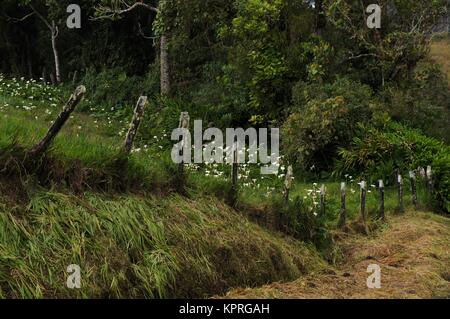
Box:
[360,181,369,234]
[409,171,418,208]
[123,96,148,155]
[426,166,433,194]
[177,112,190,176]
[283,165,294,203]
[230,141,239,207]
[378,179,385,221]
[30,85,86,156]
[397,173,404,212]
[319,184,326,217]
[338,182,346,228]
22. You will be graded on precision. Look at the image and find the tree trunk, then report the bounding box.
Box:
[315,0,326,36]
[160,34,170,96]
[51,21,61,84]
[30,85,86,156]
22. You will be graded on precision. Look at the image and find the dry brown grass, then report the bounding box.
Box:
[221,212,450,299]
[430,37,450,88]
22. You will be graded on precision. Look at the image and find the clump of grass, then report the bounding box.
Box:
[0,190,327,298]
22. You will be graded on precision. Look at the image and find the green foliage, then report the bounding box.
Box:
[324,0,448,87]
[217,0,314,123]
[379,62,450,143]
[336,121,450,212]
[282,77,374,171]
[78,67,159,115]
[271,196,332,249]
[0,188,326,298]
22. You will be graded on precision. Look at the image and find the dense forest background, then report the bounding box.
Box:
[0,0,449,211]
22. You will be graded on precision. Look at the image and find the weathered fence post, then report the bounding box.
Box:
[397,172,404,212]
[360,181,369,234]
[409,171,418,208]
[319,184,326,217]
[338,182,346,228]
[419,166,427,193]
[426,166,433,195]
[283,165,294,203]
[419,167,426,179]
[378,179,385,221]
[123,96,148,155]
[30,85,86,156]
[230,141,239,207]
[177,112,190,176]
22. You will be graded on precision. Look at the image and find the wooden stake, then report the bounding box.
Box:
[232,142,238,188]
[230,141,239,206]
[378,179,385,221]
[177,112,190,175]
[123,96,148,155]
[319,184,326,217]
[283,165,294,203]
[360,181,369,234]
[426,166,433,194]
[397,173,404,212]
[30,85,86,156]
[409,171,418,208]
[338,182,346,228]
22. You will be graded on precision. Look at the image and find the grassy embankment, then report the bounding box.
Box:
[0,76,327,298]
[0,74,447,299]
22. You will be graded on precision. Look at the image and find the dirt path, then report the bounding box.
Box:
[223,212,450,299]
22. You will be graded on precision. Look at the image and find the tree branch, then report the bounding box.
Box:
[5,12,35,22]
[29,4,52,31]
[92,1,158,21]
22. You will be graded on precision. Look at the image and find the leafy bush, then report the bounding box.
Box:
[270,196,333,255]
[282,77,374,171]
[336,120,450,213]
[379,62,450,143]
[78,66,160,115]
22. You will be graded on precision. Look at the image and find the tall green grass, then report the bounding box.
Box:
[0,191,326,298]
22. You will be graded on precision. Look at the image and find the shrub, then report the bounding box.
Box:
[283,77,374,172]
[77,66,159,116]
[336,120,450,213]
[379,62,450,143]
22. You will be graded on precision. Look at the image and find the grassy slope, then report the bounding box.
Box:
[222,211,450,299]
[1,76,448,299]
[0,80,326,298]
[0,186,326,298]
